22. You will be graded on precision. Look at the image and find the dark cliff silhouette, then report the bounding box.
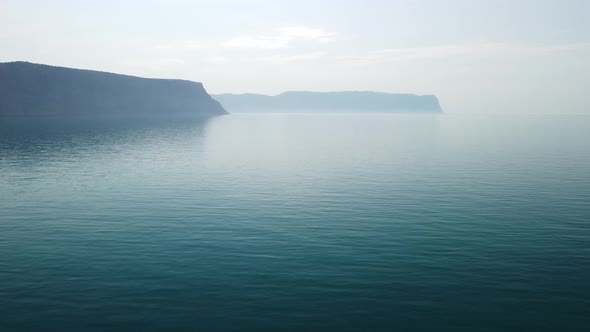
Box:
[213,91,443,113]
[0,62,227,118]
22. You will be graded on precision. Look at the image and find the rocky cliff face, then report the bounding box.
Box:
[0,62,227,117]
[213,91,443,113]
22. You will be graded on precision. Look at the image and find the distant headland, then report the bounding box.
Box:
[213,91,443,113]
[0,61,443,118]
[0,61,227,118]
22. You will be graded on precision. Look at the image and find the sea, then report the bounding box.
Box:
[1,112,589,331]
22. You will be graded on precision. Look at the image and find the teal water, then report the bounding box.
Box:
[1,113,589,331]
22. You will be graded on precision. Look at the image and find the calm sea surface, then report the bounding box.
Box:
[1,113,589,331]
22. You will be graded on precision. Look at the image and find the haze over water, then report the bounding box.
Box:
[1,113,589,331]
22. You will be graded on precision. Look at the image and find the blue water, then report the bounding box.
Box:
[1,113,589,331]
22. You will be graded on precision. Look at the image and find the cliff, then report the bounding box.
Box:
[0,62,227,117]
[213,91,443,113]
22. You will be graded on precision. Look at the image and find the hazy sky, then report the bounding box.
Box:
[1,0,589,113]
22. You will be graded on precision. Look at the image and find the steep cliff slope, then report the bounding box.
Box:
[0,62,227,117]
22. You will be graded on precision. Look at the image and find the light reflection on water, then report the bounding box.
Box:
[1,113,589,331]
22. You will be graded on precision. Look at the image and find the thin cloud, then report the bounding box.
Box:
[279,26,336,41]
[222,36,289,50]
[333,42,590,66]
[222,26,336,49]
[257,52,326,64]
[207,56,232,64]
[375,42,590,60]
[155,40,208,50]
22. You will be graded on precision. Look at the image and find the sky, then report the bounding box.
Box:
[1,0,589,113]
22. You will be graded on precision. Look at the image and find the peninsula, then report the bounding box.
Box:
[213,91,443,113]
[0,62,227,118]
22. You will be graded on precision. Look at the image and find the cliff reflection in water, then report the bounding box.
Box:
[0,117,213,167]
